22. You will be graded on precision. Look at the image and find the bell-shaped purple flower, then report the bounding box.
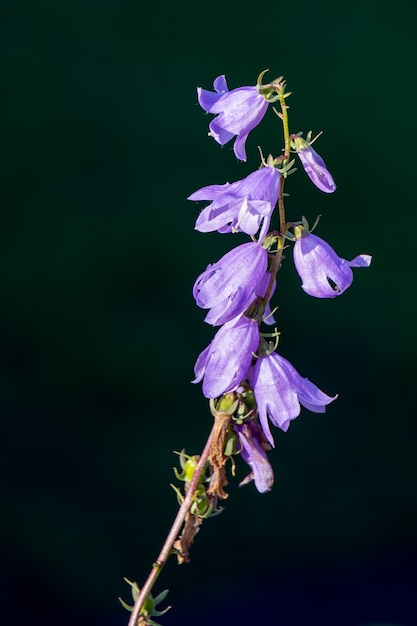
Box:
[293,230,372,298]
[188,165,280,241]
[193,315,259,399]
[193,242,268,326]
[291,135,336,193]
[235,421,274,493]
[253,351,337,446]
[198,75,269,161]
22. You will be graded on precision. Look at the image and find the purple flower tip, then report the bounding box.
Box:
[193,241,268,326]
[293,230,372,299]
[235,421,274,494]
[197,75,269,161]
[193,315,259,399]
[292,136,336,193]
[188,165,280,240]
[253,351,337,446]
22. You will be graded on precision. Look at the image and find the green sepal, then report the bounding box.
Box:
[173,450,202,483]
[190,485,211,517]
[119,578,171,623]
[153,589,169,606]
[170,483,184,505]
[118,577,140,610]
[256,69,284,102]
[118,596,134,612]
[224,429,238,456]
[210,393,239,415]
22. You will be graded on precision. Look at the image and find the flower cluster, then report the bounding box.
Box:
[190,73,371,493]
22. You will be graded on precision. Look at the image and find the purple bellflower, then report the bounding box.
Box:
[235,421,274,493]
[197,75,269,161]
[189,165,281,241]
[293,229,372,298]
[193,315,259,399]
[291,135,336,193]
[193,241,268,326]
[253,351,337,446]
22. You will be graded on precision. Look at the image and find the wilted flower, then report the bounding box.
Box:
[235,420,274,493]
[193,315,259,399]
[291,135,336,193]
[197,75,269,161]
[189,165,280,241]
[293,229,372,298]
[253,351,337,446]
[193,242,268,326]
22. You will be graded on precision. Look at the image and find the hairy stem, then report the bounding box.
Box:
[127,424,216,626]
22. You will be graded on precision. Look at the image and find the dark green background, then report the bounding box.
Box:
[2,1,416,625]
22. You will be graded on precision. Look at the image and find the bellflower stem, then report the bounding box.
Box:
[262,83,289,307]
[277,81,291,167]
[277,81,290,235]
[127,425,216,626]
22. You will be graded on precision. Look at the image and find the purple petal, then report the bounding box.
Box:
[189,166,280,238]
[194,202,237,234]
[233,131,251,162]
[293,232,371,298]
[209,118,235,146]
[194,315,259,399]
[279,360,338,411]
[192,344,211,384]
[253,351,337,444]
[197,77,269,162]
[348,254,372,268]
[253,354,301,445]
[193,242,268,325]
[197,76,229,112]
[208,87,262,119]
[197,87,224,113]
[236,422,274,493]
[241,200,271,234]
[213,75,228,93]
[297,145,336,193]
[188,182,235,202]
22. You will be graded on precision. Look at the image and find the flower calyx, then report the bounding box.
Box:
[261,232,284,252]
[119,579,171,626]
[173,450,209,484]
[290,130,321,152]
[210,387,257,426]
[172,451,219,518]
[261,150,296,177]
[256,332,281,358]
[257,70,289,103]
[289,215,320,242]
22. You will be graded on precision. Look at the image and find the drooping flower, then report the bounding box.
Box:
[253,351,337,446]
[193,242,268,326]
[193,315,259,399]
[293,229,372,298]
[197,75,269,161]
[235,420,274,494]
[188,165,280,241]
[291,135,336,193]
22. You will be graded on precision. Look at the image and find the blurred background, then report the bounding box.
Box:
[1,1,416,625]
